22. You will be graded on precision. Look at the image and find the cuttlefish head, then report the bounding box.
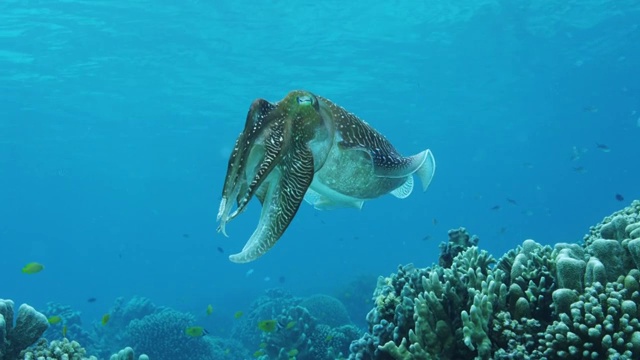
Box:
[217,90,333,263]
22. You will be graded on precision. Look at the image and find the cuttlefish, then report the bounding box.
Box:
[217,90,436,263]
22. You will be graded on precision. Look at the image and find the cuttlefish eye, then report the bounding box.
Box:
[297,95,313,105]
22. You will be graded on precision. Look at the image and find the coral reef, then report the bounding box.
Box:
[21,338,96,360]
[109,346,148,360]
[1,299,49,360]
[42,302,92,349]
[299,294,351,327]
[349,200,640,360]
[334,274,377,328]
[123,308,213,360]
[231,288,361,360]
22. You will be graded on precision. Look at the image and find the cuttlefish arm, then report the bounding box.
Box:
[217,91,328,263]
[217,99,278,236]
[229,141,315,263]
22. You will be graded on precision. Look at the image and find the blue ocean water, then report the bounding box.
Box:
[0,0,639,357]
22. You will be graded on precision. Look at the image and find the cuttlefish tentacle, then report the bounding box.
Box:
[217,99,276,235]
[228,141,315,263]
[228,118,286,221]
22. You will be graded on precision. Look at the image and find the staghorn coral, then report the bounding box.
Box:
[1,299,49,360]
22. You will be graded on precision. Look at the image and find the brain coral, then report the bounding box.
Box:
[300,294,351,327]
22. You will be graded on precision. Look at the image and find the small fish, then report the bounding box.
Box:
[62,325,68,338]
[596,143,611,152]
[421,235,431,241]
[500,227,507,234]
[325,334,334,342]
[101,313,110,326]
[47,315,62,325]
[234,311,244,319]
[285,321,296,329]
[184,326,209,337]
[216,247,224,253]
[264,276,271,282]
[432,218,438,225]
[278,276,286,284]
[245,269,254,277]
[583,105,598,113]
[253,350,265,358]
[506,198,518,205]
[87,297,97,303]
[257,319,278,332]
[490,205,500,211]
[22,262,44,274]
[206,304,213,316]
[259,342,267,348]
[182,233,190,238]
[615,194,624,202]
[522,162,533,169]
[572,166,586,173]
[288,349,299,357]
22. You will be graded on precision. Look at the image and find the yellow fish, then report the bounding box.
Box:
[257,319,278,332]
[206,304,213,316]
[47,315,62,325]
[22,262,44,274]
[101,313,110,326]
[253,350,265,358]
[62,325,68,338]
[184,326,208,337]
[234,311,243,319]
[288,349,299,356]
[285,321,296,329]
[259,342,267,348]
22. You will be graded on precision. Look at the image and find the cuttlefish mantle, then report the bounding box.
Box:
[217,90,436,263]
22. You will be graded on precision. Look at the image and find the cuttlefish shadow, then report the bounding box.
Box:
[217,90,436,263]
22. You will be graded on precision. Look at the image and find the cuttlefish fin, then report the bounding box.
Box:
[414,149,436,191]
[376,149,436,191]
[229,143,315,263]
[390,176,414,199]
